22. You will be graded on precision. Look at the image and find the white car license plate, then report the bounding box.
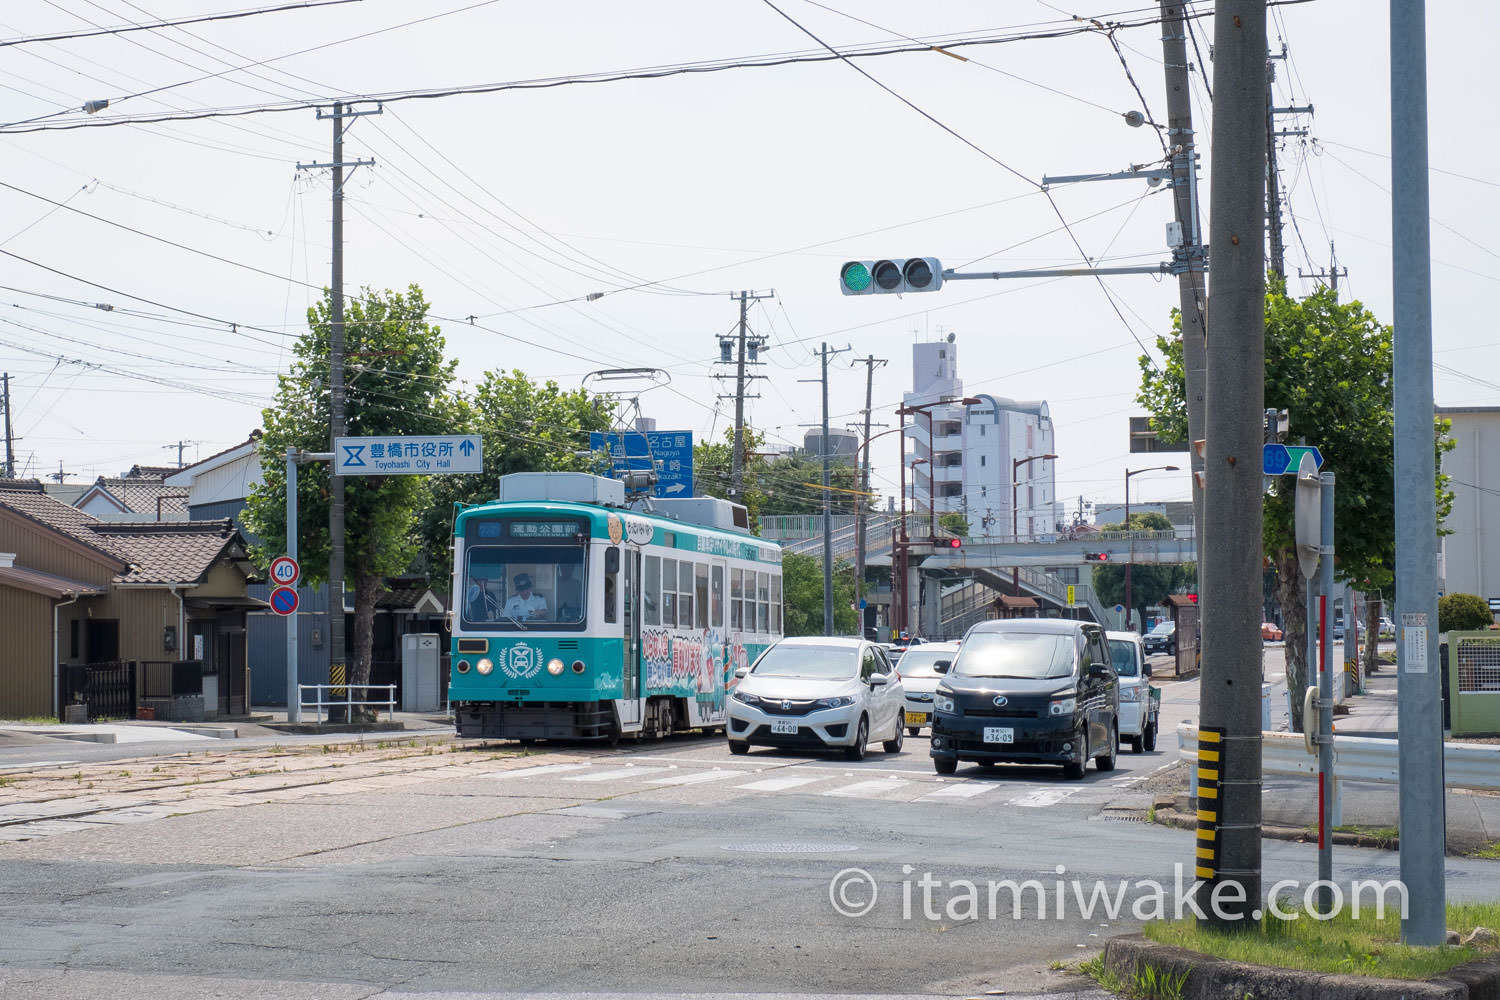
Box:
[905,711,929,726]
[983,726,1014,744]
[771,720,799,735]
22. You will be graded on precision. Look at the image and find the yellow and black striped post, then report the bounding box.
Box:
[1195,726,1224,880]
[329,661,347,723]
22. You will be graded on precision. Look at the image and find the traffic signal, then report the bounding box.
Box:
[931,536,962,549]
[839,258,944,295]
[1084,552,1109,562]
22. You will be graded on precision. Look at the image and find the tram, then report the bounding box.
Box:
[449,472,784,741]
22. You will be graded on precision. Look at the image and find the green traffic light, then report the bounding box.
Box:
[840,261,872,293]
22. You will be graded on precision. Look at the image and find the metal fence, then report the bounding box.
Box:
[297,683,397,723]
[59,661,137,721]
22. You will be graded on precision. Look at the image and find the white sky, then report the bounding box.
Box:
[1,1,1495,520]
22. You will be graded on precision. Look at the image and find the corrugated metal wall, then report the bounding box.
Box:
[248,582,331,705]
[0,588,60,718]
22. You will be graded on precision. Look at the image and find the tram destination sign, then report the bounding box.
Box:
[335,434,482,476]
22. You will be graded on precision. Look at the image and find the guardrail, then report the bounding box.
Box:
[297,683,397,723]
[1177,721,1500,825]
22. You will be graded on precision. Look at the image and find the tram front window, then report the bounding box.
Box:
[463,549,587,629]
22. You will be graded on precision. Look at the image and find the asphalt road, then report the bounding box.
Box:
[1,658,1495,1000]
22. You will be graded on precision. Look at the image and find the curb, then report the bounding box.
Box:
[1102,933,1500,1000]
[1150,796,1401,851]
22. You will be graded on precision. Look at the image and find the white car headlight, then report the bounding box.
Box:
[815,695,855,709]
[1048,695,1077,716]
[933,692,956,714]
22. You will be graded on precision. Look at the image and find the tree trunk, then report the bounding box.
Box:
[1362,593,1383,683]
[1274,548,1308,731]
[352,569,381,721]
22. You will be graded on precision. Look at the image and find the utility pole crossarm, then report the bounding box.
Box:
[942,264,1171,281]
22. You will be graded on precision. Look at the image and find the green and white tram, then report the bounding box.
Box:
[449,472,784,741]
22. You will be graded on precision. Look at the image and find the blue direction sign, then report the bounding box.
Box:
[335,434,482,476]
[270,586,299,616]
[589,430,694,498]
[1262,443,1324,476]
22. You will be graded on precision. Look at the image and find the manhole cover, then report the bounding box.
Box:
[721,842,860,854]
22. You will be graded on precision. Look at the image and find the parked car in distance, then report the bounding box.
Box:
[1379,616,1396,638]
[727,636,905,761]
[1142,620,1176,656]
[894,641,960,736]
[1106,630,1159,753]
[930,618,1119,780]
[1261,621,1283,641]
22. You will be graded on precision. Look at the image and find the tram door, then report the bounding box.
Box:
[622,548,641,702]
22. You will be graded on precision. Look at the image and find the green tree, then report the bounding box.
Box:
[1089,511,1188,628]
[244,285,460,703]
[781,551,857,636]
[1440,593,1494,633]
[693,426,867,528]
[1137,281,1453,729]
[420,371,616,584]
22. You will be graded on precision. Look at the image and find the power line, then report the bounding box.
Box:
[1,0,360,48]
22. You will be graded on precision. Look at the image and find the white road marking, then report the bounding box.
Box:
[563,765,670,783]
[824,778,911,798]
[1007,788,1079,808]
[0,759,80,771]
[645,770,746,786]
[486,763,592,778]
[918,782,998,800]
[735,775,826,792]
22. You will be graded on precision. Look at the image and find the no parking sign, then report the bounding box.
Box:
[270,586,299,616]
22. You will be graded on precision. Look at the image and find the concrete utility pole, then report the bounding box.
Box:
[1197,0,1266,928]
[1,373,15,478]
[1391,0,1445,946]
[802,343,850,635]
[853,354,886,634]
[724,291,772,505]
[297,101,378,709]
[1159,0,1208,539]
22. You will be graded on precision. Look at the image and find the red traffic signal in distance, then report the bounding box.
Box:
[930,536,962,548]
[1084,552,1109,562]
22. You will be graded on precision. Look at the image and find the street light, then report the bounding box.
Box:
[1123,464,1180,631]
[1011,453,1059,593]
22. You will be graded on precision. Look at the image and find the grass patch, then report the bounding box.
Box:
[1468,841,1500,860]
[1077,955,1188,1000]
[1142,900,1500,979]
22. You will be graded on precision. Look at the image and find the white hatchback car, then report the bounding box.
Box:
[892,640,960,736]
[1106,630,1160,753]
[726,637,905,760]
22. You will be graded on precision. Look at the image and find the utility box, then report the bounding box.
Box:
[402,633,441,713]
[1447,631,1500,736]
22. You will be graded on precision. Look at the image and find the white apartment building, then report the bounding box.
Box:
[903,336,1061,541]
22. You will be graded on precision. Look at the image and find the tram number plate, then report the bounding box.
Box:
[770,720,800,735]
[983,727,1014,744]
[905,711,928,726]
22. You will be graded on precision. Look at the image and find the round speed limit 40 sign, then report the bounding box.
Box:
[269,555,300,587]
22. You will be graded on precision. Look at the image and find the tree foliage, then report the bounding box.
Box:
[1440,593,1494,633]
[1089,511,1190,628]
[244,285,460,691]
[1136,281,1453,729]
[781,551,857,636]
[693,426,867,526]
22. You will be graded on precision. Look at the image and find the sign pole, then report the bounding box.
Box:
[285,448,300,723]
[1317,469,1336,912]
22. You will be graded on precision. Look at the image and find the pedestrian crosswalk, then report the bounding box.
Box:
[483,756,1127,808]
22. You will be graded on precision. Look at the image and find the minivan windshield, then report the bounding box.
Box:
[1150,621,1174,635]
[1108,639,1140,677]
[951,632,1074,679]
[751,644,859,680]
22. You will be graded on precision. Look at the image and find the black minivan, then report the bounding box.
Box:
[929,618,1119,780]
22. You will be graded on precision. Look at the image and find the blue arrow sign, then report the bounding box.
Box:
[334,434,482,475]
[1262,443,1324,476]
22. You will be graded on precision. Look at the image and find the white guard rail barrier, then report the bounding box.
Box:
[1177,721,1500,826]
[298,683,397,724]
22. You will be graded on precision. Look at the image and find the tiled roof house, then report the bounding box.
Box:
[0,480,263,719]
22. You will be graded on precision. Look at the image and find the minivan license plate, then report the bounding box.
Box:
[983,727,1014,744]
[771,720,799,735]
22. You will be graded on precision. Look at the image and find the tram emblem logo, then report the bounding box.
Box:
[502,643,542,680]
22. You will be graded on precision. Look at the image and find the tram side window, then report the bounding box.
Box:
[677,559,694,627]
[695,563,709,630]
[711,565,724,628]
[756,571,770,633]
[730,568,744,630]
[662,558,678,626]
[644,555,661,627]
[771,573,782,634]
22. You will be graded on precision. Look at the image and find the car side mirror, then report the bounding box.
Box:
[1088,662,1112,679]
[734,666,749,680]
[869,673,889,687]
[934,659,951,673]
[1143,662,1153,677]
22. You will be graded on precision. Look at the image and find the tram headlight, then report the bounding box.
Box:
[547,658,565,676]
[571,660,586,674]
[456,659,471,674]
[477,658,494,675]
